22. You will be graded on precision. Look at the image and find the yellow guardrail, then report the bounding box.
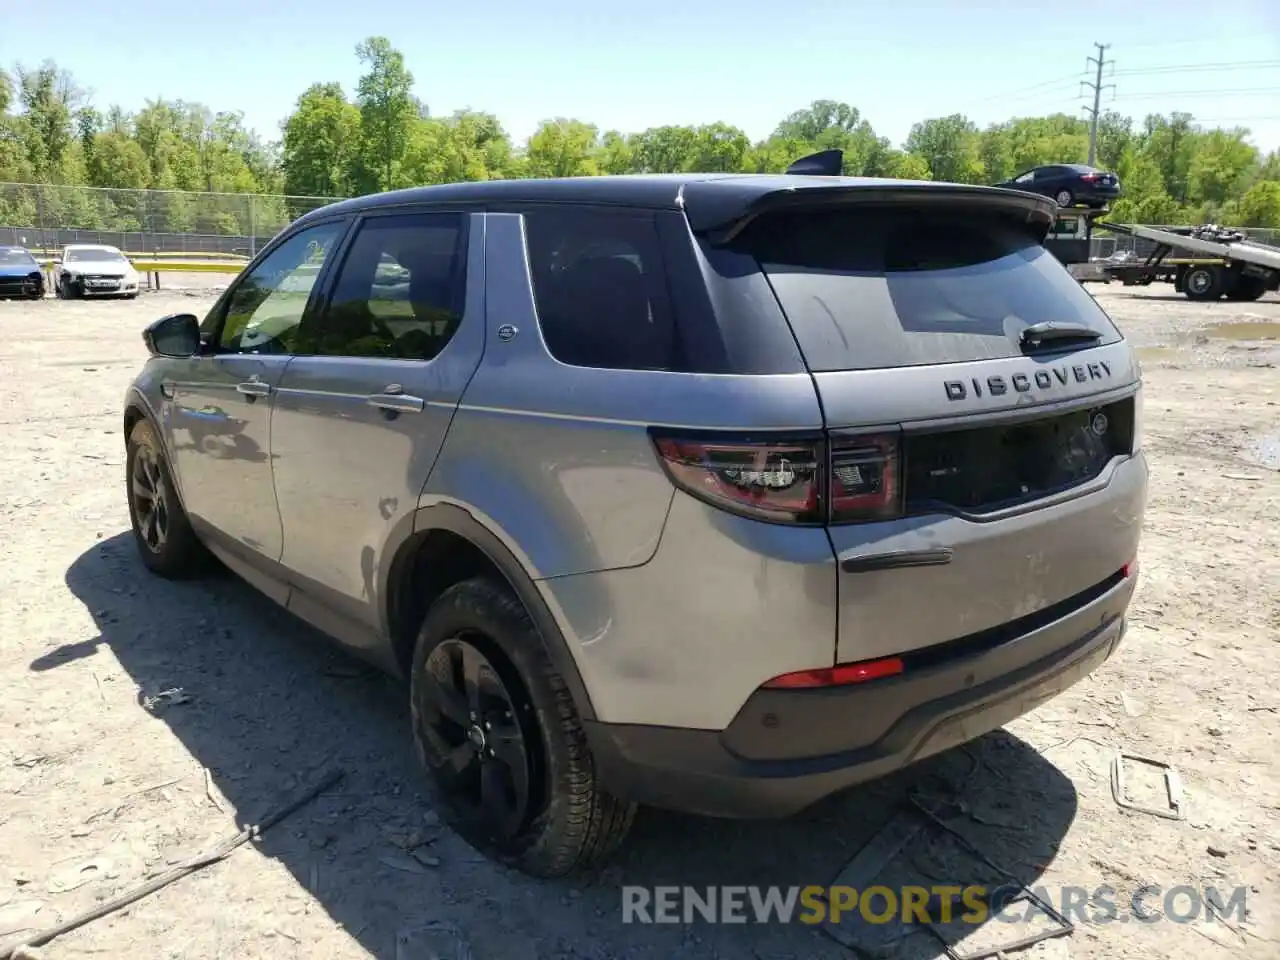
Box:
[131,260,245,273]
[37,258,244,272]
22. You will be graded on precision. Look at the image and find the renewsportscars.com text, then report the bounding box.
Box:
[621,884,1248,926]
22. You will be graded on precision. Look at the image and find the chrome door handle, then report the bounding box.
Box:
[236,380,271,398]
[367,392,425,413]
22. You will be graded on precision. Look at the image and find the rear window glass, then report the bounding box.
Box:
[729,208,1121,372]
[524,208,679,371]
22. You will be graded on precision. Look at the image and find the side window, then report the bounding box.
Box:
[296,212,467,360]
[523,207,677,371]
[213,222,344,354]
[1014,171,1035,184]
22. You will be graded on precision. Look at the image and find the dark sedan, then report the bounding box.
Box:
[0,245,45,299]
[996,164,1120,209]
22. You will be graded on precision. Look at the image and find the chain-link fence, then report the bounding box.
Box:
[0,183,344,258]
[1091,225,1280,260]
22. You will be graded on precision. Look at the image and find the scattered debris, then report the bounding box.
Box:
[141,687,191,711]
[1110,753,1185,821]
[46,858,116,894]
[83,776,183,824]
[1207,845,1228,858]
[0,768,343,960]
[203,768,226,813]
[10,757,50,770]
[820,809,927,954]
[379,853,432,876]
[1120,692,1146,717]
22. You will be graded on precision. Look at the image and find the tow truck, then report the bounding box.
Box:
[1095,222,1280,301]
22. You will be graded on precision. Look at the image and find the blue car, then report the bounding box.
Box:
[0,245,45,299]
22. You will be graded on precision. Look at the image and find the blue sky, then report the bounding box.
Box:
[6,0,1280,153]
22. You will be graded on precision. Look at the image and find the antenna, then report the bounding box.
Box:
[785,149,844,176]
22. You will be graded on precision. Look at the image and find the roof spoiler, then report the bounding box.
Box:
[688,183,1058,244]
[785,149,843,176]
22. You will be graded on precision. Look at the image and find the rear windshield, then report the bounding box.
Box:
[729,207,1121,372]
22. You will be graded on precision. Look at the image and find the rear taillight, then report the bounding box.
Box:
[651,435,823,524]
[830,433,902,522]
[650,430,903,525]
[1080,173,1099,182]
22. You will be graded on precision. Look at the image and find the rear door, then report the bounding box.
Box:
[726,202,1144,664]
[268,209,483,655]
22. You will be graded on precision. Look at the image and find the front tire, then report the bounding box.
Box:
[1184,265,1223,301]
[125,419,210,578]
[410,578,636,877]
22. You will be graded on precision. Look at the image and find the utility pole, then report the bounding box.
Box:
[1081,43,1115,165]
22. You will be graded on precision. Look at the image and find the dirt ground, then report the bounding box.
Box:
[0,278,1277,960]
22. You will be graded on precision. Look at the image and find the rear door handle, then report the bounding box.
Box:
[367,392,425,414]
[236,380,271,398]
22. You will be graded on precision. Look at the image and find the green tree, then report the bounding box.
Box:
[282,82,361,196]
[353,36,416,191]
[905,114,983,183]
[525,119,600,178]
[1236,181,1280,227]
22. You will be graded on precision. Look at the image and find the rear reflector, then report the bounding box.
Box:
[1123,558,1139,578]
[763,656,905,689]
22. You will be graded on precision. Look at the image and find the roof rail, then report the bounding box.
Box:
[785,149,843,176]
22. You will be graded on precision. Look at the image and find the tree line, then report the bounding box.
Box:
[3,36,1279,238]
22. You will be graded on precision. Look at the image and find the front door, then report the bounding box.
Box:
[163,219,347,588]
[269,210,484,654]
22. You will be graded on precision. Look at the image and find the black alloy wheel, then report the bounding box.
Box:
[414,633,538,842]
[130,441,172,555]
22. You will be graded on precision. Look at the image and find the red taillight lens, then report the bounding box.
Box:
[1123,557,1139,578]
[763,656,905,689]
[652,431,905,525]
[830,432,902,522]
[1079,173,1099,182]
[652,436,823,524]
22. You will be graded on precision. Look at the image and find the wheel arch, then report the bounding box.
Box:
[383,503,598,722]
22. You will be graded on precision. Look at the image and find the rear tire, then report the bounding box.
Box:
[1225,276,1267,302]
[410,577,636,878]
[1054,189,1074,206]
[1184,265,1223,301]
[125,419,211,578]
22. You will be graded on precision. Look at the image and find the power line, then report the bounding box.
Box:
[1109,86,1280,100]
[968,72,1086,106]
[1111,59,1280,78]
[1081,43,1114,165]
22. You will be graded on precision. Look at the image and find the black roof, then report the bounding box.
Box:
[295,173,1057,237]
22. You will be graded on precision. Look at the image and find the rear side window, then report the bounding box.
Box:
[524,208,678,371]
[730,207,1121,372]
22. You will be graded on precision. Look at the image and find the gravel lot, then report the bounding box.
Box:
[1,279,1277,960]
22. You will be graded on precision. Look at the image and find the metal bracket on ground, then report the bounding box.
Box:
[1110,752,1185,820]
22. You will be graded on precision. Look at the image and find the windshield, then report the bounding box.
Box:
[726,206,1121,372]
[66,249,126,263]
[0,247,36,266]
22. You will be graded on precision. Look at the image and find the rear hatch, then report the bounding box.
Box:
[720,194,1143,664]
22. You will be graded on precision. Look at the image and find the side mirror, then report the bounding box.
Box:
[143,313,201,358]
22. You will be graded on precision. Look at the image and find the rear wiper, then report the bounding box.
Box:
[1019,321,1103,352]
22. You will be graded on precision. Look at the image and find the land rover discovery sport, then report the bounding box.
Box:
[123,152,1147,877]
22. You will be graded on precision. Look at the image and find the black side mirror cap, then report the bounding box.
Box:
[143,313,202,358]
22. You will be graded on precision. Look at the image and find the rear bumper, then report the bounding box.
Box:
[585,570,1135,818]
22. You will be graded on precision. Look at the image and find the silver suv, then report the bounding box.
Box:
[123,154,1148,877]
